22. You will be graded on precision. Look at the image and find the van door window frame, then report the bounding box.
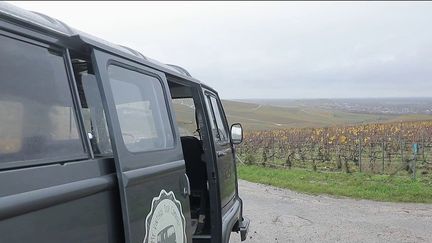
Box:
[204,91,230,146]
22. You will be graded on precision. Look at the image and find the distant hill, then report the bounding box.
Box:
[237,98,432,115]
[222,99,432,131]
[172,98,432,131]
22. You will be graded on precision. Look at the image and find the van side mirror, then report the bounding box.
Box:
[230,123,243,144]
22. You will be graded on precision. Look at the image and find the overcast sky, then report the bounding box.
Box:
[9,1,432,99]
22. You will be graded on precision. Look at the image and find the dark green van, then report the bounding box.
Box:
[0,3,249,243]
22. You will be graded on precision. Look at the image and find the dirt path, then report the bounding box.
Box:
[230,180,432,243]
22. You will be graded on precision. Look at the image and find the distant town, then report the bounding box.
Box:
[239,97,432,115]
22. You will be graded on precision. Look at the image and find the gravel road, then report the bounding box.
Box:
[230,180,432,243]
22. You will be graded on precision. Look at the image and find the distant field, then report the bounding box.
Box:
[222,100,432,131]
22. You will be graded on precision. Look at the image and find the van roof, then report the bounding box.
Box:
[0,2,206,86]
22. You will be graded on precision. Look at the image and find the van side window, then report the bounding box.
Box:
[206,95,229,142]
[108,65,174,152]
[172,98,199,137]
[0,34,86,163]
[73,58,112,155]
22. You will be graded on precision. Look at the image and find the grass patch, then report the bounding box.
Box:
[238,165,432,203]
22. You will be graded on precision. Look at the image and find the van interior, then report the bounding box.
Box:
[168,79,212,238]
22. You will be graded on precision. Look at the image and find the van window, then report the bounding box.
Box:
[172,98,198,137]
[73,58,112,155]
[108,65,174,152]
[0,34,85,163]
[206,95,229,142]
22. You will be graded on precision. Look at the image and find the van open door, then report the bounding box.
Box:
[202,89,249,242]
[203,91,237,210]
[92,49,192,243]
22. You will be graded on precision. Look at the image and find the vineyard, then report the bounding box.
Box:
[238,120,432,177]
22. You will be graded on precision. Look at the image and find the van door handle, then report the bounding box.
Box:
[217,148,231,157]
[217,151,226,157]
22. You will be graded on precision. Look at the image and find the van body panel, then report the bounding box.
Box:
[222,198,242,243]
[0,158,122,243]
[0,190,122,243]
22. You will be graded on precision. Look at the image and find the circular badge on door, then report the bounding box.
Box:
[143,190,186,243]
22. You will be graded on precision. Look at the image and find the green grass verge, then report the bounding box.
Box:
[238,165,432,203]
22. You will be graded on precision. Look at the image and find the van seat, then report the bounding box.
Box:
[180,136,207,191]
[180,136,209,234]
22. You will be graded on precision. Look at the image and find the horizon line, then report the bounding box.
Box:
[230,96,432,100]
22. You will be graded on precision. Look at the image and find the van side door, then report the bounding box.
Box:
[92,49,192,243]
[203,90,237,210]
